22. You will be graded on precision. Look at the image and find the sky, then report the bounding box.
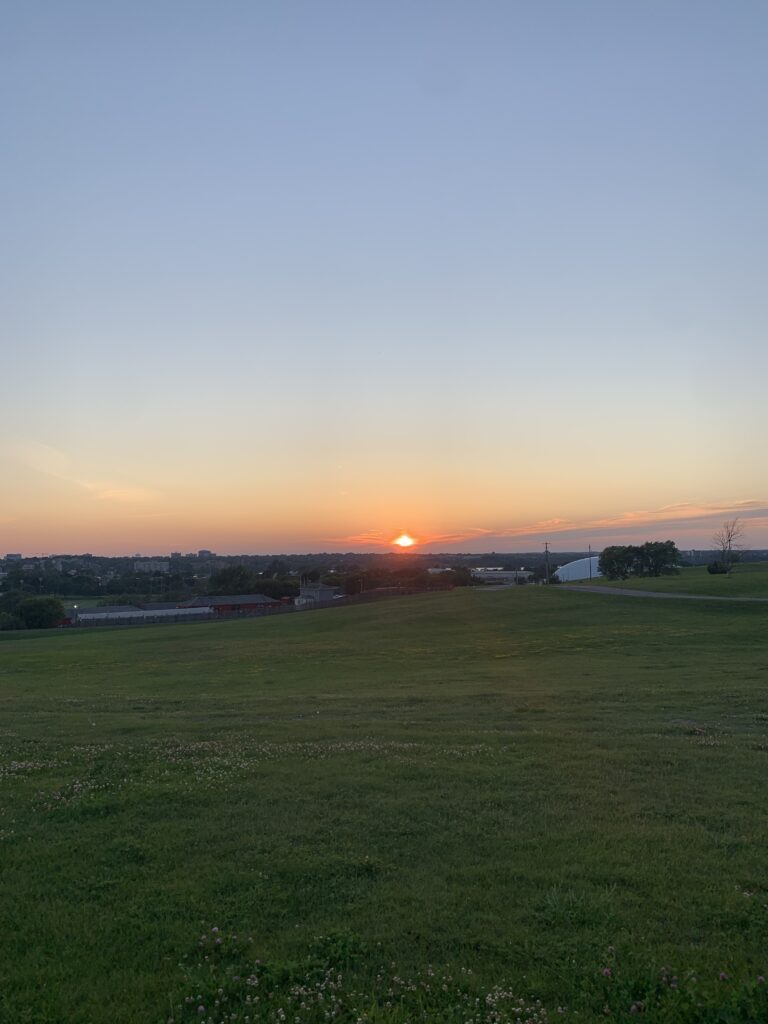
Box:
[2,1,767,555]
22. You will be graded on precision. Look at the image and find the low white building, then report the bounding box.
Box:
[68,605,213,624]
[554,556,602,582]
[295,583,342,608]
[471,569,532,584]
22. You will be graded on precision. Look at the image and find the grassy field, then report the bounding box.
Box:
[579,561,768,597]
[2,588,768,1023]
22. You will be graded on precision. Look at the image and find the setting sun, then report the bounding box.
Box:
[392,533,417,548]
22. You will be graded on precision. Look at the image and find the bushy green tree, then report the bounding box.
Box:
[598,546,633,580]
[15,597,65,629]
[264,558,290,578]
[208,566,260,594]
[252,579,298,599]
[98,594,144,607]
[449,566,475,587]
[0,590,24,614]
[599,541,680,580]
[643,540,680,576]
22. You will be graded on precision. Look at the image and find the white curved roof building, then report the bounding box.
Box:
[554,555,602,582]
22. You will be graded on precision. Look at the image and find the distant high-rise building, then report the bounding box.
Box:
[198,549,214,558]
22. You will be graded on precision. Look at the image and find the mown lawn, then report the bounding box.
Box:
[2,588,768,1023]
[579,561,768,597]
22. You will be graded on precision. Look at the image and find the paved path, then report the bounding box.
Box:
[561,585,768,603]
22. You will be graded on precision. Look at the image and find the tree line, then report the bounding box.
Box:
[0,593,65,631]
[207,563,475,598]
[597,541,680,580]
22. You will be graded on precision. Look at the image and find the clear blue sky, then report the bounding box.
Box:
[2,1,767,554]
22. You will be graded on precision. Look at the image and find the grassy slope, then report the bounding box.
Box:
[2,589,768,1023]
[579,562,768,597]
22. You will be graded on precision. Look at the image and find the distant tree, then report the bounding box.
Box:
[99,594,152,606]
[707,561,729,575]
[252,579,298,600]
[598,546,633,580]
[15,597,65,629]
[264,558,290,578]
[599,542,679,580]
[449,566,475,587]
[643,540,681,576]
[628,545,646,576]
[343,574,365,596]
[0,612,22,631]
[67,573,102,596]
[208,566,260,595]
[104,573,148,596]
[0,590,24,614]
[393,567,432,589]
[426,571,455,591]
[712,518,745,573]
[1,569,26,593]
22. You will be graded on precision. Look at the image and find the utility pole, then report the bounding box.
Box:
[544,542,551,584]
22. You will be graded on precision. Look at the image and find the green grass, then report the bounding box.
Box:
[33,594,103,607]
[2,588,768,1023]
[59,595,103,607]
[580,561,768,597]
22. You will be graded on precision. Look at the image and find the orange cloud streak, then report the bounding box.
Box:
[331,500,768,550]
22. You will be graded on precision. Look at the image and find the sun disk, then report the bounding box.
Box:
[392,533,416,548]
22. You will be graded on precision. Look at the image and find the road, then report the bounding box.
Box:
[560,585,768,603]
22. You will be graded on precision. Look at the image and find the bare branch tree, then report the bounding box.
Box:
[712,518,745,572]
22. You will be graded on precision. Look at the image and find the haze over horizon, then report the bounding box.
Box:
[3,2,767,556]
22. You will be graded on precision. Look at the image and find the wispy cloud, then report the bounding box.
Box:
[332,500,768,551]
[333,530,388,546]
[446,500,768,547]
[80,482,156,504]
[576,500,768,536]
[5,439,71,478]
[4,438,158,505]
